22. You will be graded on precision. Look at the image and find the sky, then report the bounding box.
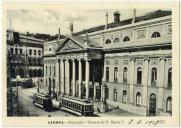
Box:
[7,9,158,35]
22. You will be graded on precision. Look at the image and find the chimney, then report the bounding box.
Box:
[105,11,108,29]
[114,11,120,23]
[58,28,60,40]
[132,9,136,23]
[69,22,73,35]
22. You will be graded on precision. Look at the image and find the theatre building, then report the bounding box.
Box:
[43,10,172,116]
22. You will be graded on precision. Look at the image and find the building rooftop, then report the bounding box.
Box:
[69,36,102,48]
[20,35,44,42]
[73,10,171,36]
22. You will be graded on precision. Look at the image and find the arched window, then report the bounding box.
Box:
[105,86,109,100]
[106,67,109,82]
[151,32,161,38]
[105,39,111,44]
[136,92,141,106]
[137,67,142,84]
[113,89,117,101]
[123,36,130,42]
[123,67,128,84]
[166,97,172,113]
[114,67,118,83]
[122,90,127,103]
[151,68,157,86]
[168,68,172,88]
[114,38,119,43]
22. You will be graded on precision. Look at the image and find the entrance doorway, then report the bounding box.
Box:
[149,93,156,116]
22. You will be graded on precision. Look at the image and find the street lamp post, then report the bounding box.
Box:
[16,75,20,116]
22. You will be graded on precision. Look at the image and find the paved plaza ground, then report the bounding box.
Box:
[17,86,139,117]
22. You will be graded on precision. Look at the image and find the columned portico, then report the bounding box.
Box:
[55,36,103,101]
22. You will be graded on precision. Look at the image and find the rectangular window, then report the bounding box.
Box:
[11,48,14,54]
[114,68,118,83]
[15,48,18,54]
[50,66,51,76]
[54,66,56,76]
[38,50,41,56]
[19,49,22,54]
[34,50,36,55]
[29,49,32,55]
[137,69,142,84]
[106,67,109,82]
[168,25,172,34]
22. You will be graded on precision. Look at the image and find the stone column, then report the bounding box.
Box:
[61,59,65,94]
[142,58,149,108]
[72,59,76,96]
[65,59,70,95]
[129,58,135,105]
[94,83,97,100]
[78,59,82,98]
[55,59,60,94]
[158,57,165,110]
[85,59,90,99]
[43,62,46,88]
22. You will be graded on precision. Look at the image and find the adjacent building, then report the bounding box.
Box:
[43,10,172,116]
[7,30,44,84]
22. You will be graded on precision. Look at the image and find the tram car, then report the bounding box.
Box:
[33,93,52,111]
[60,96,94,116]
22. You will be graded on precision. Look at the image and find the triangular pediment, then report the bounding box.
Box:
[56,37,85,53]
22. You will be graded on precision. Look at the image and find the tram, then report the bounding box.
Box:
[33,93,52,111]
[60,96,94,116]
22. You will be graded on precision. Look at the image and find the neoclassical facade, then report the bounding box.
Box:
[43,10,172,116]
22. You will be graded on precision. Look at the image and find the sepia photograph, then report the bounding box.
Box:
[2,1,180,127]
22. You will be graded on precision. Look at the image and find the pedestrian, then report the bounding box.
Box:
[97,107,100,113]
